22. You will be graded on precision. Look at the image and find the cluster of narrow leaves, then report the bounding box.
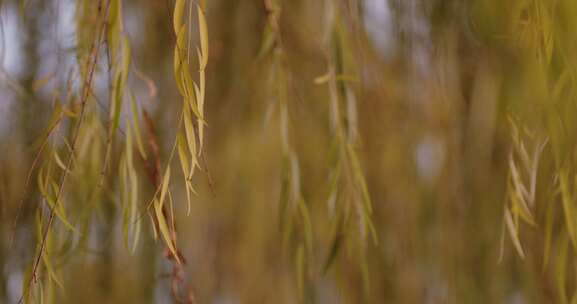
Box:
[259,0,377,298]
[16,0,113,302]
[501,2,577,302]
[12,0,210,303]
[260,0,313,300]
[159,0,209,263]
[501,118,547,260]
[314,2,377,293]
[106,0,147,256]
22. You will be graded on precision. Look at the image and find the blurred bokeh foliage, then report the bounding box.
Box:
[2,0,577,303]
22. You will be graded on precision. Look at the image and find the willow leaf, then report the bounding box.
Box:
[198,6,209,69]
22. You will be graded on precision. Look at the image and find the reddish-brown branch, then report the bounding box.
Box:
[141,109,195,304]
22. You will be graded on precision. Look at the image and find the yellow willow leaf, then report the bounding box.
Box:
[131,214,141,253]
[168,191,177,237]
[194,81,203,118]
[509,157,529,201]
[109,71,124,140]
[517,141,532,173]
[43,230,63,290]
[148,212,158,240]
[185,181,197,216]
[174,47,186,97]
[53,150,70,174]
[107,0,122,58]
[43,191,76,233]
[197,121,205,157]
[48,181,77,232]
[120,155,130,248]
[198,70,206,141]
[173,0,186,34]
[123,126,137,250]
[347,143,373,214]
[529,138,548,204]
[182,69,196,103]
[183,105,198,172]
[159,167,171,210]
[177,132,194,215]
[187,94,201,119]
[198,5,209,69]
[176,22,189,59]
[173,36,182,72]
[37,166,47,196]
[193,80,205,155]
[129,168,140,252]
[504,208,525,259]
[121,36,131,83]
[314,73,330,84]
[177,132,191,178]
[154,198,181,264]
[196,47,203,70]
[61,105,77,118]
[199,69,205,112]
[128,168,138,213]
[510,187,536,226]
[184,183,192,216]
[129,92,147,159]
[126,122,133,166]
[174,24,190,97]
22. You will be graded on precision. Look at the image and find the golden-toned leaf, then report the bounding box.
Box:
[42,230,63,290]
[198,5,209,70]
[159,167,171,210]
[37,173,76,233]
[177,132,193,215]
[53,150,70,174]
[183,105,198,175]
[121,36,131,78]
[504,208,525,259]
[129,92,147,159]
[314,73,330,84]
[173,0,186,34]
[154,198,181,264]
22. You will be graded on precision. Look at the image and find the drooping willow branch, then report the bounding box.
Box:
[19,0,112,302]
[314,0,377,295]
[14,0,210,303]
[260,0,313,300]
